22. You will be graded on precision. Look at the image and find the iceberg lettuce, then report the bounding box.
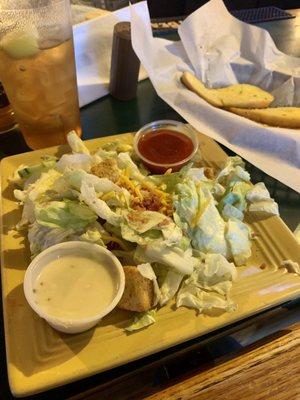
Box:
[177,289,236,313]
[56,154,92,173]
[67,131,90,155]
[79,222,106,247]
[248,201,279,216]
[80,179,122,226]
[160,269,184,306]
[120,210,182,246]
[102,141,132,154]
[13,156,57,184]
[187,168,225,199]
[226,219,252,266]
[174,179,201,227]
[125,309,156,332]
[217,156,250,186]
[28,222,78,257]
[246,182,279,217]
[35,199,97,230]
[221,203,244,221]
[218,181,252,220]
[14,169,63,228]
[176,253,237,313]
[143,243,197,275]
[190,199,228,256]
[117,152,145,181]
[174,179,228,257]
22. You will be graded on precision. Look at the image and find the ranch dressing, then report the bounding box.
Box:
[33,255,117,319]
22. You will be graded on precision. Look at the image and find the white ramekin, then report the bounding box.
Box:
[23,241,125,334]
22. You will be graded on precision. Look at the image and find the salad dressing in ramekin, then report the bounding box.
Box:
[24,241,125,333]
[33,255,117,319]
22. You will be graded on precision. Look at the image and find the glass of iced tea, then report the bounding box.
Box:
[0,0,82,149]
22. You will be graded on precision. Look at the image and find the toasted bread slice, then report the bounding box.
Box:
[181,71,274,109]
[118,266,155,312]
[181,71,223,107]
[229,107,300,129]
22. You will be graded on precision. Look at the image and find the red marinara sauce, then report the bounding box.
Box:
[137,129,195,173]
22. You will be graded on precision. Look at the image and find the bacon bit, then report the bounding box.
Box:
[260,263,267,270]
[204,167,216,180]
[117,173,173,216]
[131,195,163,213]
[157,219,170,228]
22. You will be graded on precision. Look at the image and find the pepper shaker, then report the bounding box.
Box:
[109,22,140,101]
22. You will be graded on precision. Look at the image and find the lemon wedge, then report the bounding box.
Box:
[1,30,39,59]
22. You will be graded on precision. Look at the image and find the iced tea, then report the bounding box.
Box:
[0,0,81,149]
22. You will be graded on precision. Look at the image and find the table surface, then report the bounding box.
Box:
[0,8,300,400]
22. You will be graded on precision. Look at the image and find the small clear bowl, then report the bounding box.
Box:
[23,242,125,334]
[133,120,198,174]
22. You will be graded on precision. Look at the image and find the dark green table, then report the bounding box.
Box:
[0,10,299,400]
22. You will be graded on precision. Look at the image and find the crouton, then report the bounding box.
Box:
[118,266,155,312]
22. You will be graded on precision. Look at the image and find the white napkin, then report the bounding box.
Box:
[130,0,300,193]
[73,6,148,107]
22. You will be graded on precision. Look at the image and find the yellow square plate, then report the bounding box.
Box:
[1,132,300,397]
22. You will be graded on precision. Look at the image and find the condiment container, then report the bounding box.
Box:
[109,21,140,101]
[24,242,125,334]
[134,120,199,174]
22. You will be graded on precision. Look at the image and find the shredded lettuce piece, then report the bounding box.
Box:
[217,156,250,185]
[35,199,97,230]
[79,222,106,247]
[120,210,182,246]
[102,141,132,154]
[219,181,252,212]
[149,165,190,193]
[221,203,244,221]
[246,183,279,216]
[67,131,90,155]
[56,154,92,172]
[160,270,184,306]
[174,179,228,257]
[28,222,78,257]
[80,178,121,226]
[144,242,197,275]
[66,170,122,193]
[10,157,57,190]
[226,219,252,266]
[191,199,228,256]
[125,309,156,332]
[177,290,236,313]
[117,152,145,181]
[176,253,237,313]
[14,169,63,228]
[246,182,271,202]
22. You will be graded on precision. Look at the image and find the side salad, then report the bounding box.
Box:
[12,131,279,331]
